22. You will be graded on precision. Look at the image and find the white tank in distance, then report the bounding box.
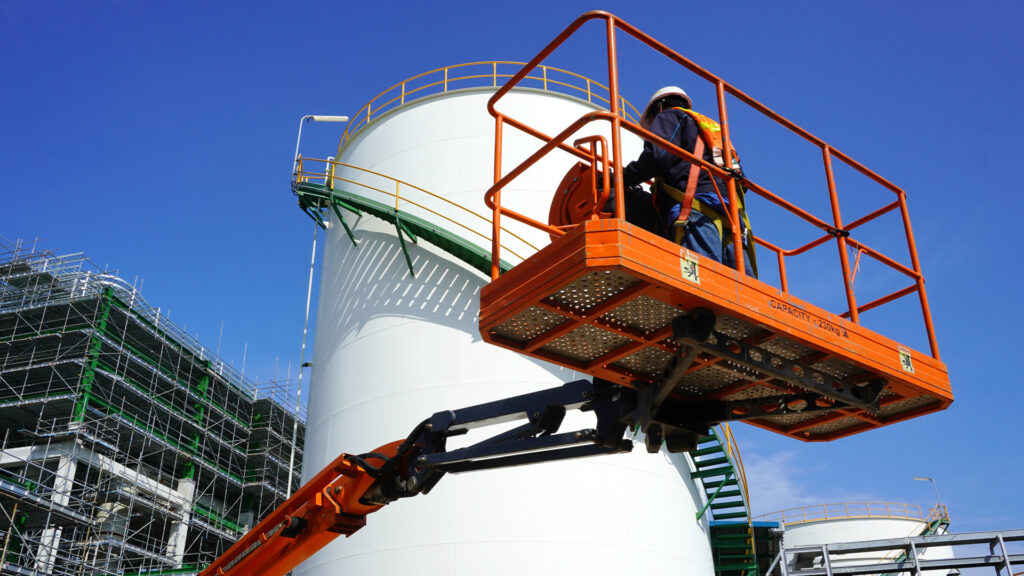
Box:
[774,505,955,576]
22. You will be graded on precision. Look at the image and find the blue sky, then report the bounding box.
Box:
[3,1,1023,533]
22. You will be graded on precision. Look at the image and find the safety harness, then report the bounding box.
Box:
[654,108,757,275]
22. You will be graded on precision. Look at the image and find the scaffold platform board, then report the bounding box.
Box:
[479,219,952,441]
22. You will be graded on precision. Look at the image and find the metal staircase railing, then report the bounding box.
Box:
[690,426,759,576]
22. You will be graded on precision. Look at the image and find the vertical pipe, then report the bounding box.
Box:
[908,541,923,576]
[821,545,834,576]
[997,534,1014,576]
[777,252,789,293]
[605,15,625,219]
[0,502,16,569]
[491,115,503,280]
[292,115,312,179]
[287,222,318,496]
[822,146,859,323]
[779,548,791,576]
[897,192,940,358]
[716,81,744,273]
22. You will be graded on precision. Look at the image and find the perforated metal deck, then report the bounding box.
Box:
[479,219,952,441]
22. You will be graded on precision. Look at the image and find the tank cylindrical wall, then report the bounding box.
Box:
[299,88,714,576]
[783,518,955,574]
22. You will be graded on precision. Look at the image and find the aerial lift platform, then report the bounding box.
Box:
[205,11,953,576]
[478,12,951,442]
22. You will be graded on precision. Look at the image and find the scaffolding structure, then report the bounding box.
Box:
[0,240,305,576]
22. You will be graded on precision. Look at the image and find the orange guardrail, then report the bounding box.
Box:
[754,502,927,526]
[335,61,643,157]
[482,10,940,360]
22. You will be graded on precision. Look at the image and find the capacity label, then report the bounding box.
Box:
[769,299,849,339]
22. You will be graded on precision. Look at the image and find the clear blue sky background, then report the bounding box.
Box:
[3,1,1022,533]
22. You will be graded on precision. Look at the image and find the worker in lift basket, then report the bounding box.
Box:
[622,86,757,277]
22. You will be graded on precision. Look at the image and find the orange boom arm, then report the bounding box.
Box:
[199,441,402,576]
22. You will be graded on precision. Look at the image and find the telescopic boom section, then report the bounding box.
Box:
[198,442,401,576]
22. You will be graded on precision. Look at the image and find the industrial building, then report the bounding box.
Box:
[0,240,305,576]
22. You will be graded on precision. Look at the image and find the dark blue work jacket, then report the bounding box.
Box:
[623,108,729,219]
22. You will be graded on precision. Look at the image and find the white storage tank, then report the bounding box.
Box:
[297,67,718,576]
[763,502,955,575]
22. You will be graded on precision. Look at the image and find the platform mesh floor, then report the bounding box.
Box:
[486,271,943,440]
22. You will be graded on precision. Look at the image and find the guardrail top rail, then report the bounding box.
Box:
[482,10,939,360]
[754,502,926,526]
[333,61,642,158]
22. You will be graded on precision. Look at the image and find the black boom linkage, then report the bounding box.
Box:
[359,308,875,505]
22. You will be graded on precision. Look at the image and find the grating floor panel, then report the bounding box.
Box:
[491,305,566,344]
[548,270,639,314]
[540,324,632,363]
[600,295,680,334]
[612,345,674,377]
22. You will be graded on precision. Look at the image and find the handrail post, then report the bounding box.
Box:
[716,81,743,273]
[444,68,448,92]
[822,146,859,323]
[604,15,625,219]
[491,115,504,279]
[777,251,788,293]
[897,191,940,359]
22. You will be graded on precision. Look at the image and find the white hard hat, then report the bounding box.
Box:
[641,86,691,126]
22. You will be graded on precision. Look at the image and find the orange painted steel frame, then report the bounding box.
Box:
[482,10,940,361]
[199,441,401,576]
[480,219,950,441]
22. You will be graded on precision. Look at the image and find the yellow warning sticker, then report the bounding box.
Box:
[681,251,700,284]
[898,346,914,374]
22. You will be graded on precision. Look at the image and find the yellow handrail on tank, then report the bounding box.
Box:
[336,61,642,156]
[926,504,951,524]
[720,423,751,512]
[295,158,539,263]
[754,501,928,526]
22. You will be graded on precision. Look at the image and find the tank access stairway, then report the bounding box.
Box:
[691,429,760,576]
[878,511,952,576]
[764,529,1024,576]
